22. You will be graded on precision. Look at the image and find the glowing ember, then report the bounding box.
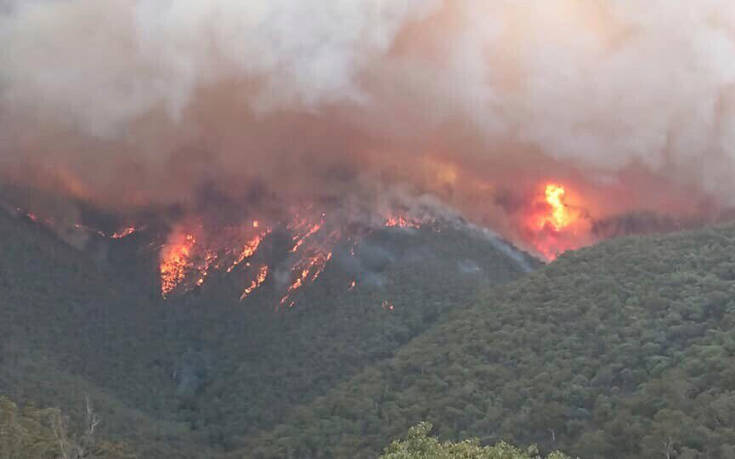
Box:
[290,222,322,253]
[195,251,218,287]
[381,300,395,311]
[111,226,136,239]
[160,232,196,297]
[21,210,55,226]
[384,215,420,228]
[280,251,332,306]
[310,252,332,281]
[347,280,356,291]
[228,231,269,273]
[240,265,269,301]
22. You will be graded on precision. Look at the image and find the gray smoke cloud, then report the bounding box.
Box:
[2,0,735,252]
[0,0,438,133]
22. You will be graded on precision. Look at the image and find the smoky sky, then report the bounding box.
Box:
[2,0,735,247]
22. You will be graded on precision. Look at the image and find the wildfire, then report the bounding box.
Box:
[228,230,269,273]
[111,226,137,239]
[290,221,323,253]
[160,232,196,297]
[540,184,571,231]
[240,265,269,301]
[526,182,590,261]
[280,251,332,306]
[195,251,218,287]
[384,215,420,229]
[15,206,143,241]
[149,203,433,303]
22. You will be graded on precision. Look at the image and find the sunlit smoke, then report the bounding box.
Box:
[2,1,735,264]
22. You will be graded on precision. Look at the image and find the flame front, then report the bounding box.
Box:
[228,229,269,273]
[280,251,332,306]
[525,182,590,261]
[240,265,269,301]
[542,184,570,231]
[160,232,196,297]
[385,216,420,229]
[150,205,430,304]
[290,221,323,253]
[111,226,137,239]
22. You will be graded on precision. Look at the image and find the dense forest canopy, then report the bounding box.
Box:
[3,205,735,457]
[241,223,735,458]
[0,209,533,457]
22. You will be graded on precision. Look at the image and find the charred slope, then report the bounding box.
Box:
[243,223,735,459]
[0,206,536,456]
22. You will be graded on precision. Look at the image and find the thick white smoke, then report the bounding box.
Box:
[1,0,735,228]
[0,0,439,134]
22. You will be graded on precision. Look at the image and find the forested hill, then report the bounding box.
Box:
[0,208,208,457]
[243,223,735,459]
[0,206,537,457]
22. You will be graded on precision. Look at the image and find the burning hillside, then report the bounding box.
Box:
[1,1,733,270]
[152,181,588,303]
[522,183,591,260]
[154,204,437,303]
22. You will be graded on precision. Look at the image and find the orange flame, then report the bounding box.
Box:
[195,251,218,287]
[280,251,332,306]
[540,184,571,231]
[228,230,269,273]
[160,232,196,297]
[290,222,322,253]
[111,226,136,239]
[384,215,420,228]
[240,265,269,301]
[525,182,591,261]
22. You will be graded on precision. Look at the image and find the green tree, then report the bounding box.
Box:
[381,422,571,459]
[0,396,133,459]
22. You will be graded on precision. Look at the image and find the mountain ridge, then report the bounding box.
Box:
[0,204,536,456]
[239,222,735,458]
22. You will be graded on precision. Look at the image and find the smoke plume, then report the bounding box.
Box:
[2,0,735,255]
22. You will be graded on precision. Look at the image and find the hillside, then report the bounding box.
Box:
[0,209,210,457]
[7,202,735,459]
[0,207,535,456]
[242,223,735,458]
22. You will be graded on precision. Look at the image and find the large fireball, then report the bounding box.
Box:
[525,183,591,261]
